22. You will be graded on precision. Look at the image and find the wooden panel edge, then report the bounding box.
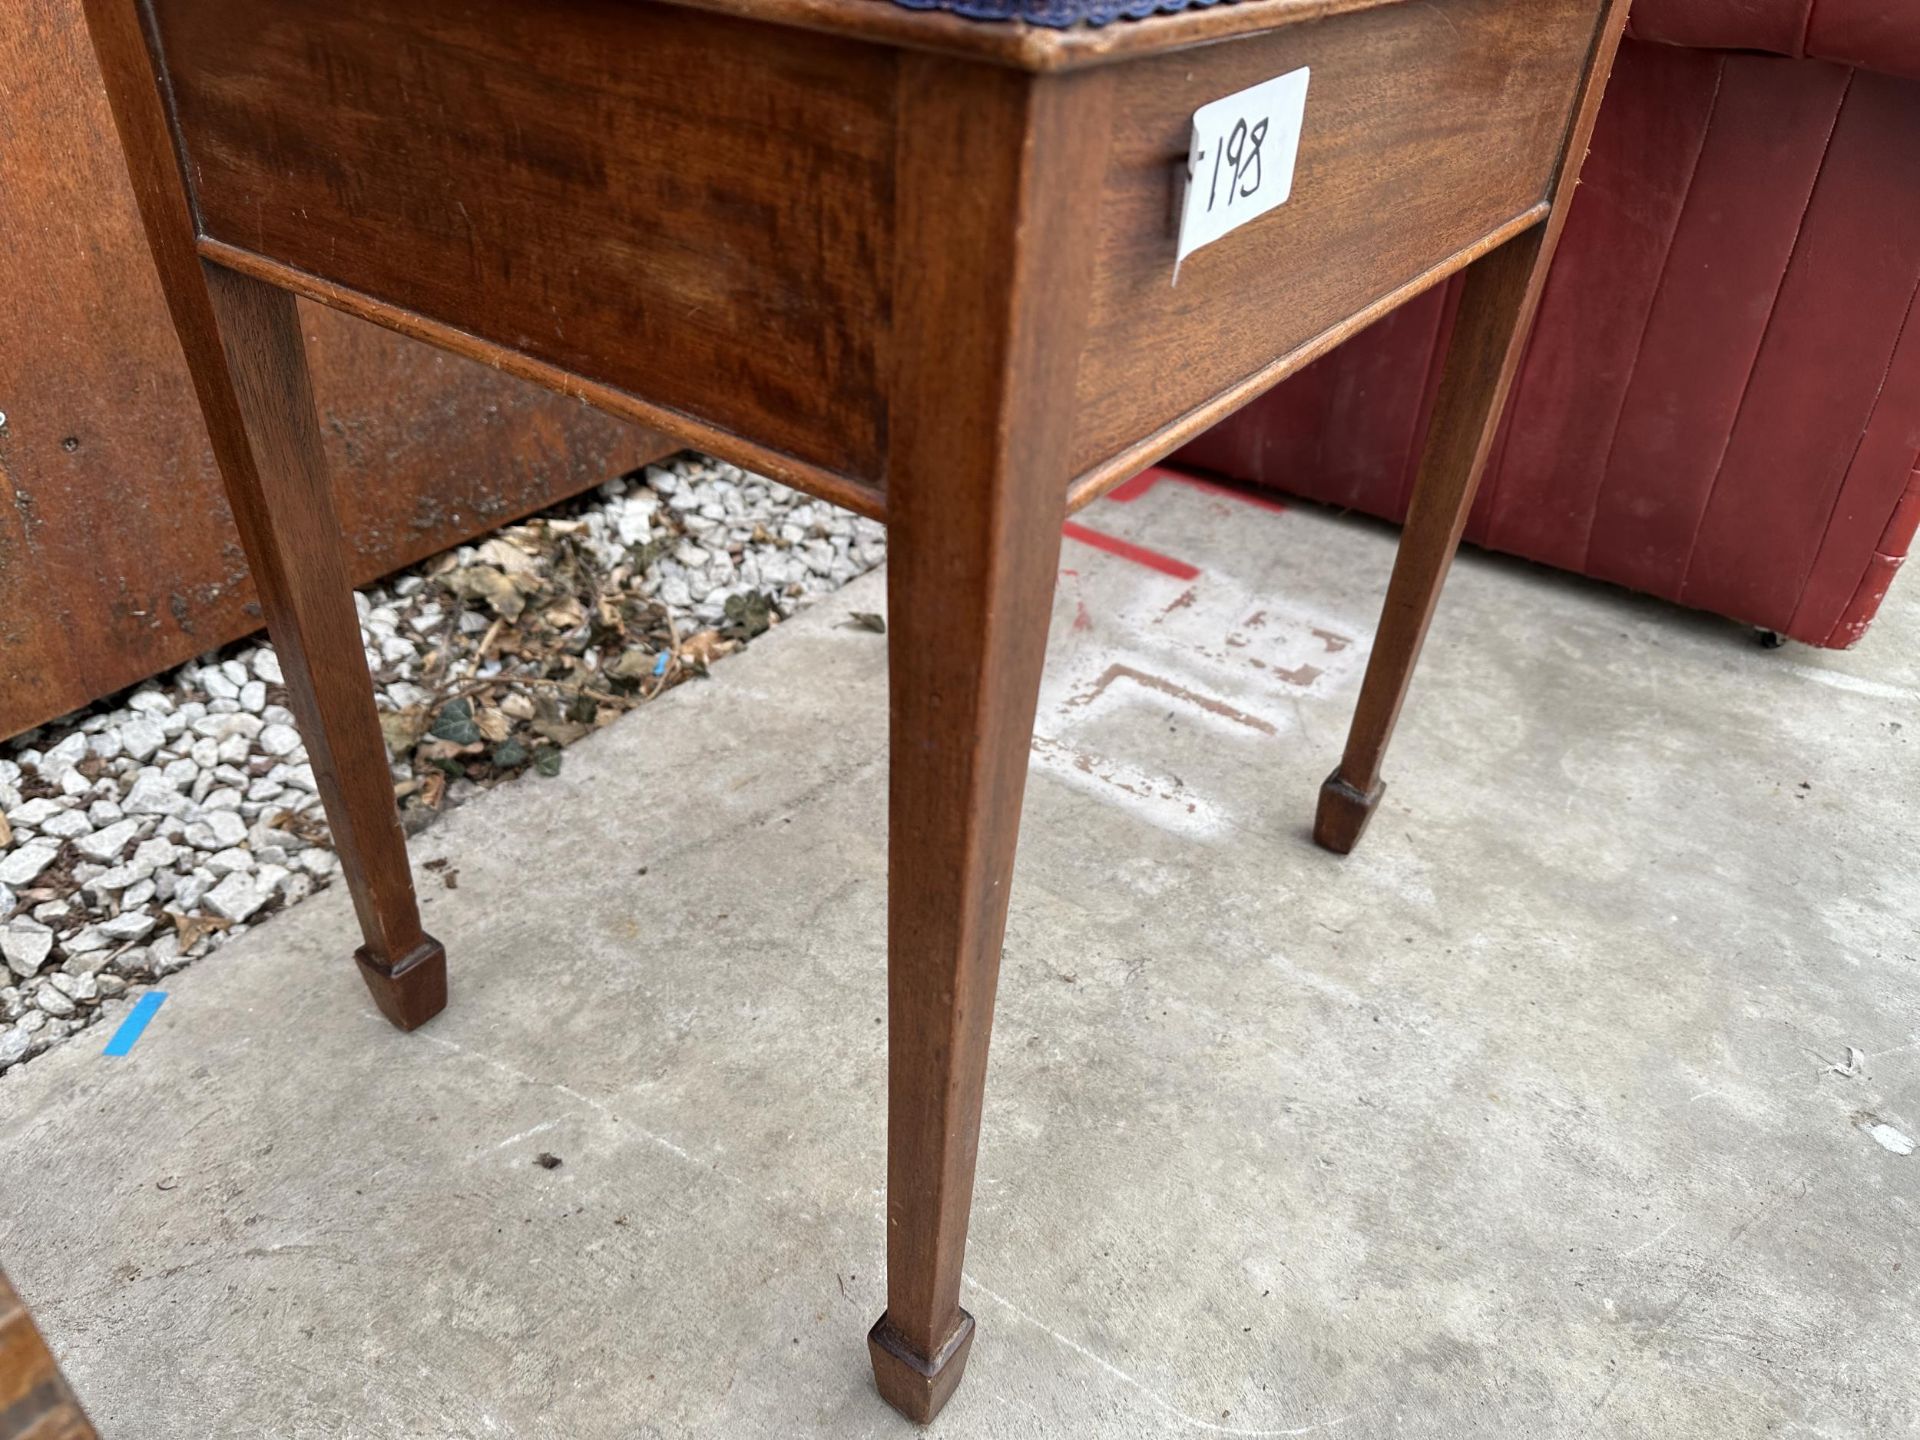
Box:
[650,0,1411,72]
[1063,201,1550,512]
[197,239,889,524]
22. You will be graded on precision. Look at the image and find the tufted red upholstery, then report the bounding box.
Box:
[1629,0,1920,81]
[1178,26,1920,646]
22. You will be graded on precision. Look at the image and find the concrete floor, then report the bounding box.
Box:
[2,473,1915,1439]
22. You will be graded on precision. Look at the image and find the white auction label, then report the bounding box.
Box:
[1175,67,1311,281]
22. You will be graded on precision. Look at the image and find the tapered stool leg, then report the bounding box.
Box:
[867,59,1112,1423]
[200,265,445,1026]
[1315,229,1546,855]
[870,482,1064,1421]
[82,0,443,1027]
[1316,0,1631,855]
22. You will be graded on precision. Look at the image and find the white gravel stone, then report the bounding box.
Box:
[239,681,267,713]
[61,926,107,956]
[203,670,240,701]
[0,843,59,888]
[100,911,156,942]
[205,872,268,922]
[0,1027,30,1069]
[124,772,189,817]
[6,798,63,828]
[130,837,177,873]
[252,649,284,685]
[38,732,90,779]
[258,723,303,758]
[119,717,166,760]
[87,864,143,893]
[205,848,254,878]
[187,811,249,850]
[296,849,337,878]
[3,923,54,979]
[75,818,139,863]
[88,799,125,826]
[127,689,172,714]
[40,809,93,840]
[61,947,110,978]
[34,985,76,1018]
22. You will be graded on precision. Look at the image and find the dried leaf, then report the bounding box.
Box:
[474,707,512,743]
[543,597,588,631]
[842,612,887,635]
[441,565,527,620]
[532,717,591,747]
[169,911,233,950]
[499,692,537,721]
[418,770,448,810]
[268,808,331,845]
[416,738,482,764]
[607,648,658,682]
[379,706,430,757]
[475,537,540,574]
[680,630,736,667]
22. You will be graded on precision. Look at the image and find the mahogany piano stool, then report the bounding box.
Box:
[85,0,1626,1421]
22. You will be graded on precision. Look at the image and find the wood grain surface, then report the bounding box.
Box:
[0,0,665,740]
[1067,0,1598,481]
[873,54,1115,1422]
[0,1271,96,1440]
[155,0,896,483]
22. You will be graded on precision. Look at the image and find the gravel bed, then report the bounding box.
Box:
[0,454,885,1074]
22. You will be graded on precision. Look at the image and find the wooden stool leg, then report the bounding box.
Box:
[83,2,443,1024]
[865,60,1111,1424]
[868,475,1065,1422]
[1314,229,1546,854]
[198,264,446,1027]
[1316,0,1630,855]
[1,1269,98,1439]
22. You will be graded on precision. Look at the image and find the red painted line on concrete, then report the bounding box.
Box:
[1061,520,1201,580]
[1105,464,1288,513]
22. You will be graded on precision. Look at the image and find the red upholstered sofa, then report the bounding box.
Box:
[1177,0,1920,647]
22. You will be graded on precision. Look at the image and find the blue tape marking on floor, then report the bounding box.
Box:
[103,991,167,1057]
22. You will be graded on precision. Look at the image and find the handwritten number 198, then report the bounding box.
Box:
[1205,116,1270,214]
